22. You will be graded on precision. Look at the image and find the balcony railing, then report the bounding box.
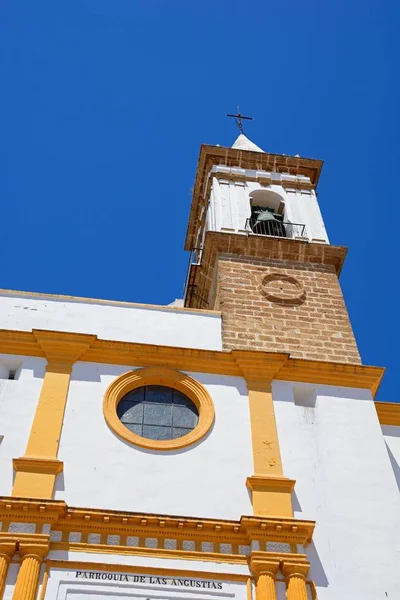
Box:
[245,218,307,239]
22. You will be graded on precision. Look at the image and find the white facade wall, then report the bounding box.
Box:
[206,171,329,243]
[0,355,47,496]
[273,381,400,600]
[0,291,222,351]
[54,363,253,520]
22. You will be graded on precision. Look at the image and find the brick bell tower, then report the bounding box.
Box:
[183,132,361,364]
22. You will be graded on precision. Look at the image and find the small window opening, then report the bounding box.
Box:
[8,370,16,380]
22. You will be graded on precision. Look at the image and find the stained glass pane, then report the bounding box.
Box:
[145,386,173,404]
[173,404,198,428]
[123,388,145,403]
[118,401,143,423]
[142,424,172,440]
[117,385,199,442]
[144,403,173,426]
[123,423,143,435]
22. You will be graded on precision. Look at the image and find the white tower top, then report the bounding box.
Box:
[231,133,264,152]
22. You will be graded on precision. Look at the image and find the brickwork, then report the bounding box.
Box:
[218,256,361,364]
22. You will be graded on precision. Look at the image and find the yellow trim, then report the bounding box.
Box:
[246,576,253,600]
[0,498,316,548]
[0,329,384,396]
[13,457,63,476]
[375,401,400,426]
[246,476,295,518]
[246,383,284,476]
[11,331,96,499]
[0,288,220,316]
[103,367,215,451]
[232,353,294,519]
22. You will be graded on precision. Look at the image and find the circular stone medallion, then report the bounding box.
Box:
[259,273,306,305]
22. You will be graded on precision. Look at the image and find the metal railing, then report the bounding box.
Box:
[245,218,307,239]
[183,247,208,308]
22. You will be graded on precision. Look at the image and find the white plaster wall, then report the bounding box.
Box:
[207,173,329,242]
[0,292,222,351]
[54,363,253,520]
[273,381,400,600]
[0,355,46,496]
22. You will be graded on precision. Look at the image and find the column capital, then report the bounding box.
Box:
[18,536,49,561]
[0,536,17,561]
[281,559,310,580]
[250,552,280,579]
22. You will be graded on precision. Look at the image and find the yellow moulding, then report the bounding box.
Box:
[11,331,95,500]
[0,497,316,549]
[0,328,384,396]
[103,367,215,451]
[234,353,296,518]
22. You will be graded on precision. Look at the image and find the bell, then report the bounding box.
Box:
[256,209,280,222]
[250,206,286,237]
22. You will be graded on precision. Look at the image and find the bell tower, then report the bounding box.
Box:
[184,134,361,364]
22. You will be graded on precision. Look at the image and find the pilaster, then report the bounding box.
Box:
[233,352,295,517]
[12,331,95,499]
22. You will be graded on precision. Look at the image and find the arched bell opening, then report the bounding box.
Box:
[248,189,286,238]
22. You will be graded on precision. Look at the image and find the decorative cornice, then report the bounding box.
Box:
[246,476,296,494]
[0,497,315,548]
[375,401,400,426]
[0,329,385,396]
[13,457,63,476]
[0,498,66,523]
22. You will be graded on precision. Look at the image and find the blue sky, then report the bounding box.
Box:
[0,1,398,400]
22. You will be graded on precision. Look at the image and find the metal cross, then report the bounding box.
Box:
[226,106,253,134]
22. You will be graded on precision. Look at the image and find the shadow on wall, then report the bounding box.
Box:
[385,441,400,492]
[70,363,132,383]
[70,365,249,401]
[307,541,329,589]
[54,471,65,495]
[292,490,302,513]
[274,381,373,404]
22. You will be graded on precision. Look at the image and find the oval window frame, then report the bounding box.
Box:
[103,367,215,450]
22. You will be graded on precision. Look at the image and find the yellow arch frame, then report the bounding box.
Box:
[103,367,215,450]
